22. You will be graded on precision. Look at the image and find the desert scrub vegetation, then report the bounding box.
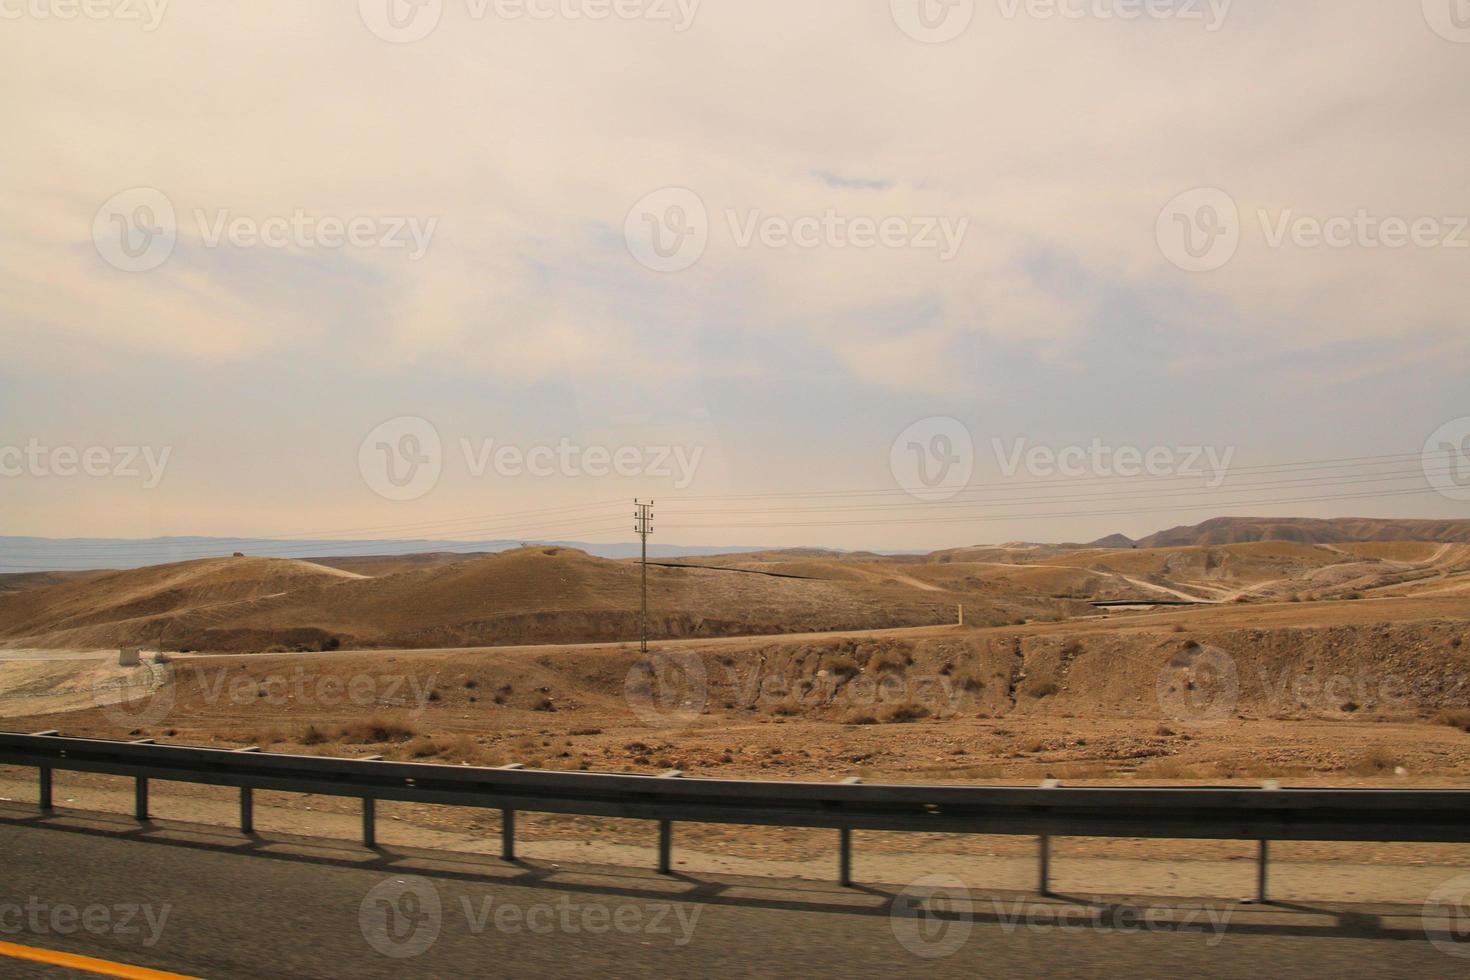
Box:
[1023,679,1060,698]
[1436,708,1470,732]
[878,702,930,724]
[294,713,419,746]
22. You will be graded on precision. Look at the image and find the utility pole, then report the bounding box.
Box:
[635,500,654,654]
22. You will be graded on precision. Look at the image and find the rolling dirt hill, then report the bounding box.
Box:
[0,547,1082,653]
[0,557,362,648]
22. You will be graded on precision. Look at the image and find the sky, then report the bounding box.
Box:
[1,0,1468,554]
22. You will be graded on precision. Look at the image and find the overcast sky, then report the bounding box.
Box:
[2,1,1467,552]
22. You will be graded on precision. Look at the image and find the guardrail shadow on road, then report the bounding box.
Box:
[0,804,1430,944]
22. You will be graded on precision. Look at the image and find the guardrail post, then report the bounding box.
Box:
[657,771,681,875]
[1039,779,1060,896]
[1258,780,1279,904]
[234,747,260,834]
[658,820,673,875]
[838,777,862,888]
[498,763,525,862]
[32,732,58,814]
[502,809,516,861]
[134,777,149,821]
[362,798,377,848]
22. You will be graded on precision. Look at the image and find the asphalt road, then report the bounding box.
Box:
[0,813,1460,979]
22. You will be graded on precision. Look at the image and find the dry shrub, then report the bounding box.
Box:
[843,710,878,726]
[823,655,859,679]
[1024,680,1060,698]
[339,713,417,744]
[1436,709,1470,733]
[880,702,930,724]
[1350,745,1401,774]
[955,670,985,693]
[298,724,329,746]
[769,698,802,717]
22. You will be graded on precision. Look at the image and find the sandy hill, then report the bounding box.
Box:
[0,556,361,645]
[0,546,1080,653]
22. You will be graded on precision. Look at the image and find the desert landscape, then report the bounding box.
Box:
[2,516,1469,896]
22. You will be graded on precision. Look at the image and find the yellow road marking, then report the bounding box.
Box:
[0,939,201,979]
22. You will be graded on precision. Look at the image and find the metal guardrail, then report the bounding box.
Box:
[4,731,1469,899]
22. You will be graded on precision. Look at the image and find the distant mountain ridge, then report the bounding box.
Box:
[1088,517,1470,549]
[0,536,775,574]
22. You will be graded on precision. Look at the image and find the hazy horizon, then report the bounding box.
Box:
[3,1,1467,551]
